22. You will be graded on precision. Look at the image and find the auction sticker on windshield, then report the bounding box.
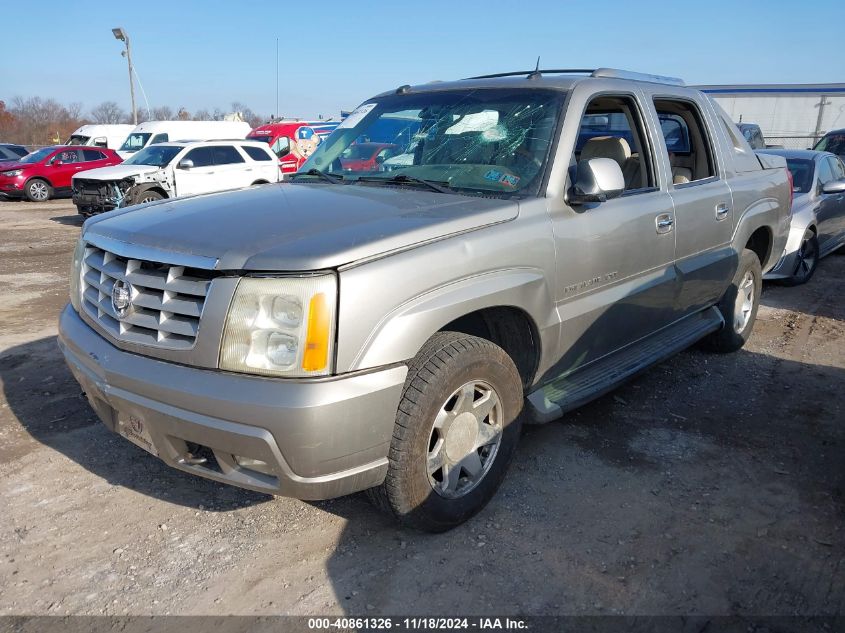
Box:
[117,414,158,456]
[337,103,377,129]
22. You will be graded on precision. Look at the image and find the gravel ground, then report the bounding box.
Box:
[0,199,842,617]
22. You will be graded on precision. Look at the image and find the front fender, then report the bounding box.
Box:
[355,269,549,371]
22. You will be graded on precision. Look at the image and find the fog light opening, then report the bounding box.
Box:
[234,455,274,476]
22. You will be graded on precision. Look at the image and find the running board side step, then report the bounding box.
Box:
[527,307,724,423]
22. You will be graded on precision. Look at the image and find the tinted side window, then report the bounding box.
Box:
[653,99,716,183]
[212,145,245,165]
[184,147,214,167]
[82,149,105,161]
[242,146,273,161]
[150,133,169,145]
[0,147,14,160]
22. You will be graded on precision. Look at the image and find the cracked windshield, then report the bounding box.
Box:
[300,88,564,195]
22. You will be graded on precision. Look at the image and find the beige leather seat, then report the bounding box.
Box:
[668,152,692,184]
[580,136,643,189]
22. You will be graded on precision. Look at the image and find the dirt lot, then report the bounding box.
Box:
[0,199,842,617]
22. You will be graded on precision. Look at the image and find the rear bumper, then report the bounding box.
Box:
[58,305,407,499]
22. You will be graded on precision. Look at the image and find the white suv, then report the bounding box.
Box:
[71,140,281,216]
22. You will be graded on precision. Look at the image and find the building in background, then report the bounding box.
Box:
[697,84,845,149]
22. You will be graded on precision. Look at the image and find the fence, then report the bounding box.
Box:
[764,135,822,150]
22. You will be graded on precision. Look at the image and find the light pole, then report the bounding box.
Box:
[112,27,137,124]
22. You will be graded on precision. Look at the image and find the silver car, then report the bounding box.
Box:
[760,149,845,285]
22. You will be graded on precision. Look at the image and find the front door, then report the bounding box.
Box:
[174,147,215,197]
[549,92,678,376]
[816,155,845,254]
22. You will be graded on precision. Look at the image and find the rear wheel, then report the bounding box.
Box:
[24,179,52,202]
[700,248,762,353]
[367,332,524,532]
[780,229,818,286]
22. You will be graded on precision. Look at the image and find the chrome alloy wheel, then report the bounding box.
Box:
[28,181,49,201]
[427,380,503,499]
[733,270,756,333]
[138,194,158,204]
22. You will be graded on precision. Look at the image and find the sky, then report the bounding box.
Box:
[3,0,844,121]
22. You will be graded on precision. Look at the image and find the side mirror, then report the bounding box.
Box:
[822,178,845,195]
[177,158,194,170]
[568,158,625,204]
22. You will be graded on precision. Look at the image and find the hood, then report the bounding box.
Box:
[84,183,518,270]
[0,161,28,172]
[73,164,161,181]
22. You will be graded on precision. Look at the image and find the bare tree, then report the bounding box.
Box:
[151,105,174,121]
[231,102,263,129]
[8,96,85,145]
[192,109,211,121]
[176,107,191,121]
[90,101,126,124]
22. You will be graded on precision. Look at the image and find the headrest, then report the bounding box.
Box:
[580,136,631,168]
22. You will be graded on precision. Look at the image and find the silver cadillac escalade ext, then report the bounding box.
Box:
[58,68,791,531]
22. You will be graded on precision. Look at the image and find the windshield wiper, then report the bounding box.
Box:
[289,169,344,184]
[356,173,453,194]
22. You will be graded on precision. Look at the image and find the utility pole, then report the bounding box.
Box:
[112,27,137,124]
[275,37,279,121]
[813,95,830,142]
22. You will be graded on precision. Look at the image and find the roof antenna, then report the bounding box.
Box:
[527,56,541,80]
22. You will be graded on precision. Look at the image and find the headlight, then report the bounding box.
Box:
[1,169,22,177]
[220,274,337,377]
[69,237,85,312]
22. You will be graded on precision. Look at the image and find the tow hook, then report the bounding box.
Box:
[177,452,208,466]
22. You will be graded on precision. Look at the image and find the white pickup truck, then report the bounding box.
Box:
[71,140,280,216]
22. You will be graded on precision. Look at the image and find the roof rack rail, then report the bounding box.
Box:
[465,69,594,80]
[464,67,686,87]
[591,68,685,86]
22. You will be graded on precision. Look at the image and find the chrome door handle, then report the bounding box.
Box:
[715,203,730,220]
[656,213,674,234]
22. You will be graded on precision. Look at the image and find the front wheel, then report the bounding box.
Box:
[367,332,524,532]
[134,189,164,205]
[780,229,818,286]
[700,248,762,353]
[24,179,52,202]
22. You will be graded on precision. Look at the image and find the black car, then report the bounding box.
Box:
[0,143,29,163]
[813,129,845,160]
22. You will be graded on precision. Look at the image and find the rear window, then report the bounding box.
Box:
[785,158,814,194]
[242,146,273,161]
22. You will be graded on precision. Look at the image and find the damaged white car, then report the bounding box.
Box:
[72,140,280,217]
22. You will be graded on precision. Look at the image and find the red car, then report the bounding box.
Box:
[0,146,123,202]
[339,142,400,172]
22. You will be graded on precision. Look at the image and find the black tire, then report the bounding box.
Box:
[779,229,819,286]
[251,180,269,186]
[24,178,52,202]
[367,332,524,532]
[700,248,762,353]
[133,189,164,205]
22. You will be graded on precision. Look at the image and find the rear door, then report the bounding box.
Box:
[210,145,248,190]
[649,95,734,316]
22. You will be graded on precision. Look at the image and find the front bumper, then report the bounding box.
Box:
[58,305,407,499]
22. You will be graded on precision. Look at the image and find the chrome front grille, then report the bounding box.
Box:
[80,244,213,350]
